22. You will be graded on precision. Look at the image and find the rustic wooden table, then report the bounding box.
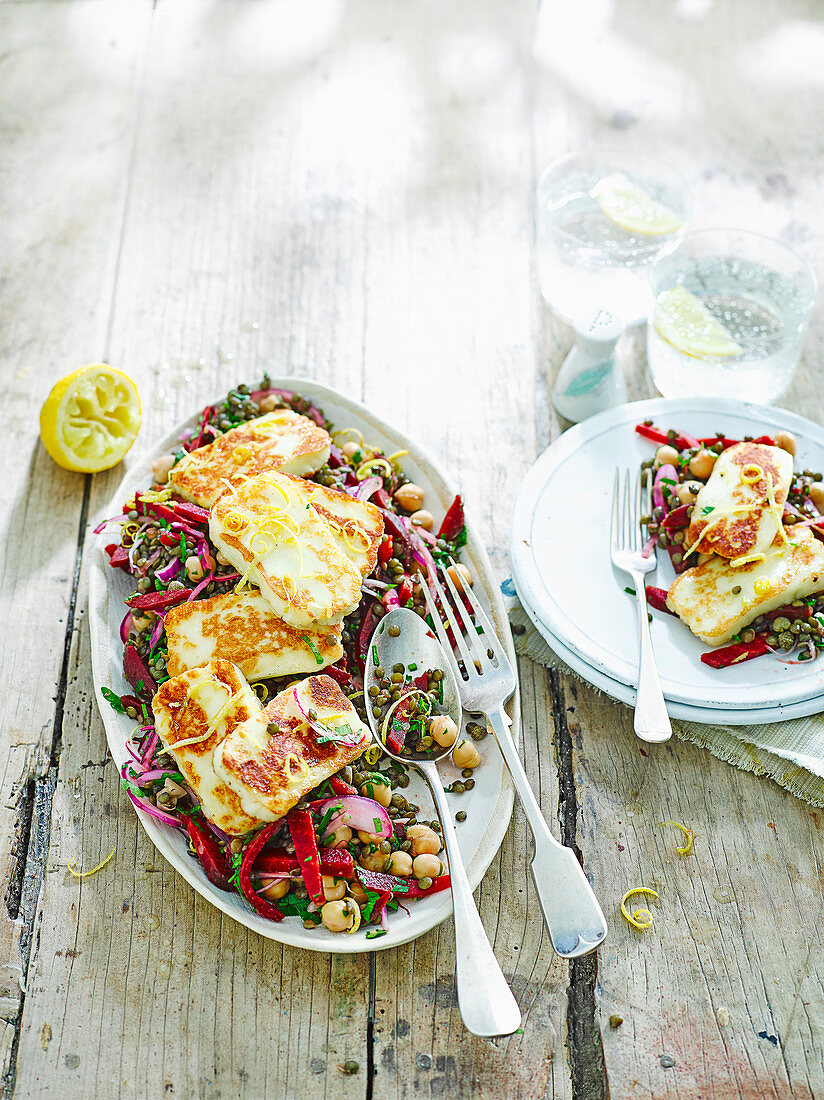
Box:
[2,1,823,1097]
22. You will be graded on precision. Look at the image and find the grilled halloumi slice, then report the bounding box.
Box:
[168,410,331,508]
[163,591,343,679]
[153,661,266,836]
[686,443,793,562]
[214,675,369,822]
[667,525,824,645]
[210,471,382,629]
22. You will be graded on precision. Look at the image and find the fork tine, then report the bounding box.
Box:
[444,557,501,657]
[428,569,477,672]
[610,469,619,554]
[636,468,645,551]
[623,469,632,551]
[417,572,464,678]
[439,564,493,672]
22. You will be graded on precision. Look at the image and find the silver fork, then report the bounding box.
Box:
[418,565,608,959]
[610,469,672,743]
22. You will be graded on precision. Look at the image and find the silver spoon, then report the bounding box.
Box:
[365,607,521,1038]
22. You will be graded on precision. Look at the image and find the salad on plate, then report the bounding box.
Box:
[636,421,824,669]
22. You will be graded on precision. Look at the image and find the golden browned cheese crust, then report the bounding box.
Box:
[163,590,343,678]
[168,409,331,508]
[152,661,263,835]
[209,471,383,628]
[687,443,792,560]
[215,675,369,818]
[666,525,824,645]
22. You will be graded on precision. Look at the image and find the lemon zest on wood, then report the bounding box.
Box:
[660,820,695,856]
[620,887,659,930]
[67,848,115,879]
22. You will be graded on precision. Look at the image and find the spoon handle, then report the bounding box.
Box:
[486,707,608,958]
[418,760,521,1038]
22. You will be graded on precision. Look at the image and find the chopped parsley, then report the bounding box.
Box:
[302,636,325,665]
[101,687,126,713]
[365,929,387,939]
[361,889,382,922]
[701,505,715,515]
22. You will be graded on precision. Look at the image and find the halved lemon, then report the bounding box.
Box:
[40,364,142,472]
[654,286,743,359]
[594,172,684,236]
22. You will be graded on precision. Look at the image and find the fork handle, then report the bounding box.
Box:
[631,573,672,743]
[486,707,607,958]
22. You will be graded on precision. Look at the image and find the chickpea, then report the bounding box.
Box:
[359,779,391,807]
[410,509,434,531]
[186,555,205,581]
[429,714,458,748]
[359,848,389,872]
[688,448,717,480]
[321,898,359,933]
[322,875,346,902]
[216,549,230,566]
[258,394,279,413]
[323,824,352,849]
[152,453,176,484]
[387,851,413,877]
[394,483,425,512]
[413,853,443,881]
[342,440,361,461]
[654,444,680,468]
[260,878,291,901]
[406,824,441,857]
[675,482,700,506]
[776,430,796,456]
[810,483,824,514]
[348,881,368,904]
[452,739,481,769]
[446,563,473,595]
[357,830,383,845]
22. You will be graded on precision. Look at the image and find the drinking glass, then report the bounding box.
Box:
[536,150,691,327]
[646,229,817,404]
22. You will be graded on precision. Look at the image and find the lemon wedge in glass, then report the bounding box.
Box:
[654,286,743,359]
[594,172,684,236]
[40,363,142,472]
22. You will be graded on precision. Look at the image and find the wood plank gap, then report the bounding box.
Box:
[548,669,607,1100]
[366,953,376,1100]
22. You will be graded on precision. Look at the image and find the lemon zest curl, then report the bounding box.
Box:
[660,819,694,856]
[68,847,116,879]
[620,887,659,930]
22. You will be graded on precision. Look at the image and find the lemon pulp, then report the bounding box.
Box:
[40,363,142,472]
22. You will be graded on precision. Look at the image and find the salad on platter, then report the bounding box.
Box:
[96,378,484,938]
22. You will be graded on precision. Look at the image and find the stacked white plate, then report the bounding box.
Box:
[510,397,824,725]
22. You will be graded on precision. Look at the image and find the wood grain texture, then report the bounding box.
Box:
[0,1,152,1079]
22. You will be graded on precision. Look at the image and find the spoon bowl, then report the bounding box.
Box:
[364,607,462,766]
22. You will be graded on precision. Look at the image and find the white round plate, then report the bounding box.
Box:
[514,571,824,726]
[511,397,824,712]
[89,378,516,952]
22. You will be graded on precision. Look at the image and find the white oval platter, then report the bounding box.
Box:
[89,377,517,952]
[510,397,824,713]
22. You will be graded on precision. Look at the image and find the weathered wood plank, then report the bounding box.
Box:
[0,0,153,1079]
[531,1,824,1095]
[9,1,565,1097]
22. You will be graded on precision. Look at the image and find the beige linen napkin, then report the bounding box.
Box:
[508,601,824,807]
